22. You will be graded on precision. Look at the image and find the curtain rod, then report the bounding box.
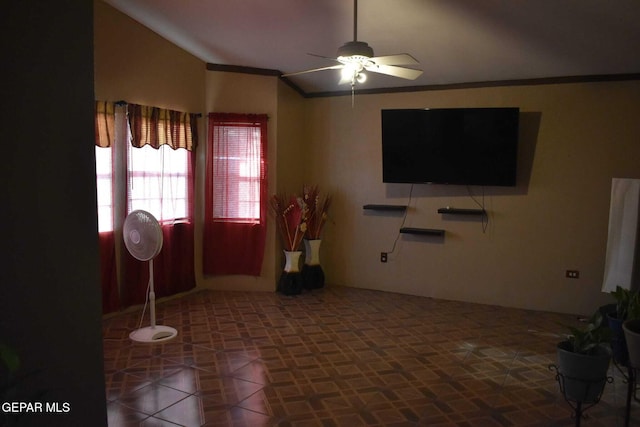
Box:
[114,100,202,117]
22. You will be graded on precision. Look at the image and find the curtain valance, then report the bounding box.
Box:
[128,103,198,151]
[95,101,115,148]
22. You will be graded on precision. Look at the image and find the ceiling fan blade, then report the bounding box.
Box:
[282,65,344,78]
[365,64,423,80]
[370,54,419,66]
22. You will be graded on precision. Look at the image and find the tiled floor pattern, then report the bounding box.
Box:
[103,287,640,426]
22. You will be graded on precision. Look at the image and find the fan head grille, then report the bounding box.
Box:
[123,210,163,261]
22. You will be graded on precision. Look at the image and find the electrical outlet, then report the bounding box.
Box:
[380,252,388,263]
[566,270,580,279]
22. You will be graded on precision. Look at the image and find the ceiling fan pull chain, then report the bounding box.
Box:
[351,82,355,108]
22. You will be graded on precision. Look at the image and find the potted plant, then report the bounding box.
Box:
[301,185,331,290]
[270,193,307,295]
[608,286,640,365]
[554,311,612,404]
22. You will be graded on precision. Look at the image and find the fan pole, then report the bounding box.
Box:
[149,259,156,328]
[353,0,358,41]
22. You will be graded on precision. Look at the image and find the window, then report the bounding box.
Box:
[212,123,262,222]
[94,100,115,233]
[95,146,113,232]
[94,115,191,228]
[94,101,198,311]
[203,113,268,276]
[126,103,195,223]
[127,143,190,222]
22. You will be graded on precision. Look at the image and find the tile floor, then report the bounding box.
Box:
[103,286,639,426]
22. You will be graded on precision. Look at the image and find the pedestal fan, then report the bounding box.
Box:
[123,209,178,343]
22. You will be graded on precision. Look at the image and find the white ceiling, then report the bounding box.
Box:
[104,0,640,95]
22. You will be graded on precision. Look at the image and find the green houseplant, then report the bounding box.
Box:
[554,311,612,404]
[611,286,640,322]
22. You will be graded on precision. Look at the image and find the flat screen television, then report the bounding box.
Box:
[381,107,519,186]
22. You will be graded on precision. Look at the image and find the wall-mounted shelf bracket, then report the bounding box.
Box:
[363,204,407,211]
[400,227,445,236]
[437,207,486,216]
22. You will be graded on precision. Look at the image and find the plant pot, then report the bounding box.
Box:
[623,319,640,369]
[556,340,611,403]
[607,313,629,366]
[278,251,303,296]
[301,239,324,290]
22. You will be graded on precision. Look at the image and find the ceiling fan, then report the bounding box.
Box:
[282,0,423,89]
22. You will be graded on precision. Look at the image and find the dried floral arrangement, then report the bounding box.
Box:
[269,194,307,251]
[302,185,331,240]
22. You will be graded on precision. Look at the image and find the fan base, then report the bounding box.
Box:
[129,325,178,343]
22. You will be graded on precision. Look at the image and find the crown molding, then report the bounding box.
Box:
[206,63,640,99]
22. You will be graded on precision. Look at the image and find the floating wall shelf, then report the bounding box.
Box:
[363,204,407,211]
[399,227,445,236]
[437,207,486,216]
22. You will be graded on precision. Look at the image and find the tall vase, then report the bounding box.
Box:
[278,250,303,295]
[302,239,325,289]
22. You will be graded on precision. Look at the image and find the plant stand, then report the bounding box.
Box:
[549,364,613,427]
[625,367,635,427]
[623,317,640,426]
[611,362,640,427]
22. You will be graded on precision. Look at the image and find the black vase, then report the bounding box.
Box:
[302,239,325,289]
[302,264,325,290]
[278,271,303,295]
[277,251,303,296]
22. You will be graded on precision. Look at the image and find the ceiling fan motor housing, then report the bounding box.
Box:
[337,41,374,59]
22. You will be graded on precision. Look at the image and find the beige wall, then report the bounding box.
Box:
[307,82,640,315]
[94,1,205,113]
[274,81,309,276]
[95,1,640,315]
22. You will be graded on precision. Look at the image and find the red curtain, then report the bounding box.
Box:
[121,222,195,305]
[121,105,198,306]
[99,232,119,313]
[203,113,268,276]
